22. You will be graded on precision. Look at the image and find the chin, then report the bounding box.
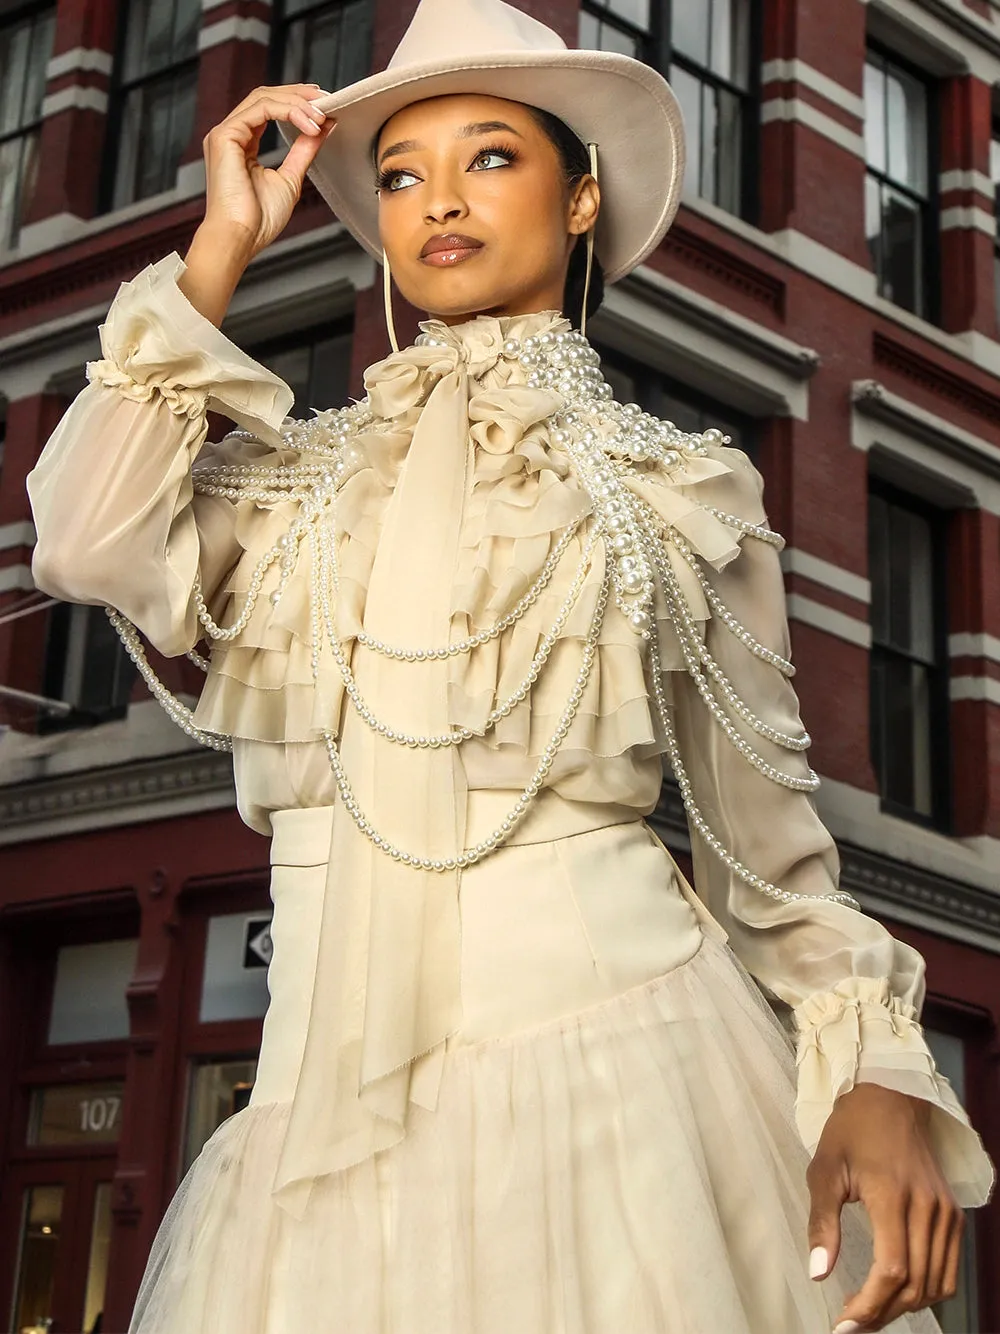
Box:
[400,267,524,322]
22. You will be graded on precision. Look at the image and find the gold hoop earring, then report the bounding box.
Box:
[382,249,400,353]
[579,142,599,339]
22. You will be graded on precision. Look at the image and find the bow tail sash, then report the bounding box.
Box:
[272,370,471,1219]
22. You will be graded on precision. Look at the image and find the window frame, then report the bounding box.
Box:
[991,106,1000,335]
[98,0,201,214]
[0,2,56,249]
[594,339,760,458]
[867,475,951,831]
[578,0,762,223]
[863,39,941,324]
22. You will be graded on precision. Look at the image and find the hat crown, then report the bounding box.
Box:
[388,0,567,72]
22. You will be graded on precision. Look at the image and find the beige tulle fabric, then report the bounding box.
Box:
[27,253,995,1332]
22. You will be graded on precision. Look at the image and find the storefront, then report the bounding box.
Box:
[0,808,271,1333]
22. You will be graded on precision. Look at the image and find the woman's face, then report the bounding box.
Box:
[375,93,599,324]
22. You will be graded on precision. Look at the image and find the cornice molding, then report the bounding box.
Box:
[0,750,235,844]
[840,841,1000,951]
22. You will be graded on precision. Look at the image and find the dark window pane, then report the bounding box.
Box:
[880,186,923,314]
[868,486,946,825]
[885,63,928,197]
[114,65,197,207]
[864,59,887,172]
[673,0,710,67]
[266,345,313,415]
[709,0,751,90]
[22,11,54,125]
[255,324,354,419]
[0,16,31,134]
[671,63,702,198]
[281,1,372,91]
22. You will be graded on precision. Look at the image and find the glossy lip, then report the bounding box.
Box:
[419,232,484,265]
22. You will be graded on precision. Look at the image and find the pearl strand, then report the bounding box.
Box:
[106,609,233,752]
[316,519,600,749]
[645,623,860,911]
[636,504,812,756]
[667,529,795,677]
[637,513,818,790]
[352,516,585,660]
[310,552,612,872]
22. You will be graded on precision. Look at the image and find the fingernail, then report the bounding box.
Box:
[832,1321,861,1334]
[809,1246,829,1279]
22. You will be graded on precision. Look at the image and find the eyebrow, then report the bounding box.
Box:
[377,121,524,167]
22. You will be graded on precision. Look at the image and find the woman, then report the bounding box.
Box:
[26,1,994,1331]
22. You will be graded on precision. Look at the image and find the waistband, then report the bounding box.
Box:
[269,791,642,868]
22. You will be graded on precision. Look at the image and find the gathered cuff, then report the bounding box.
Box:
[793,977,995,1207]
[89,251,294,444]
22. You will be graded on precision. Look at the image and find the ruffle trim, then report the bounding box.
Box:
[191,430,760,755]
[793,977,995,1207]
[92,250,294,445]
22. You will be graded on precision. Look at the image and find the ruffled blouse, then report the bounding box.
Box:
[26,252,994,1214]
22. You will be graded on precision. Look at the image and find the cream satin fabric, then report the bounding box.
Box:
[274,347,480,1216]
[25,253,995,1217]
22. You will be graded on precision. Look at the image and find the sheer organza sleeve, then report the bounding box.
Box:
[664,445,995,1209]
[27,252,293,657]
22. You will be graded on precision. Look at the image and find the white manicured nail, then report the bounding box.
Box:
[832,1321,861,1334]
[809,1245,829,1278]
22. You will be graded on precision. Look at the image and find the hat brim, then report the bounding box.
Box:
[279,49,686,285]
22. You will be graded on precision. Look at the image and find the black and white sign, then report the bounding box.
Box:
[243,916,273,970]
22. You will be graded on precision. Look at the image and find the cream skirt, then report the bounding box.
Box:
[129,815,942,1334]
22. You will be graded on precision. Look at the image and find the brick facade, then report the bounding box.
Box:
[2,0,1000,1328]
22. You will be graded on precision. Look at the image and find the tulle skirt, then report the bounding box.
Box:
[128,816,942,1333]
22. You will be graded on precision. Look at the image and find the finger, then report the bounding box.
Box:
[941,1209,965,1302]
[875,1191,940,1326]
[277,118,336,191]
[835,1191,910,1330]
[806,1155,847,1280]
[220,94,327,141]
[228,83,330,116]
[925,1198,957,1303]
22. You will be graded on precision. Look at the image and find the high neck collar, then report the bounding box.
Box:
[414,309,572,378]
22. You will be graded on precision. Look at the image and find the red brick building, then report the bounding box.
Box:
[1,0,1000,1329]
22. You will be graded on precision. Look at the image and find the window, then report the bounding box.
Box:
[579,0,757,219]
[864,47,937,319]
[251,320,354,418]
[868,482,949,826]
[272,0,371,88]
[263,0,372,153]
[0,5,55,248]
[597,344,757,456]
[103,0,200,210]
[42,603,135,727]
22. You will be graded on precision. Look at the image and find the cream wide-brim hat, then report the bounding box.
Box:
[278,0,686,285]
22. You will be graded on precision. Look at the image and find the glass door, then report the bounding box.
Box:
[3,1159,114,1334]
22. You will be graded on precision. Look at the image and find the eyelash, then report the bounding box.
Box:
[375,142,520,193]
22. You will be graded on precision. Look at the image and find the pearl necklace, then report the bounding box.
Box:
[316,517,600,750]
[309,518,612,872]
[103,326,860,911]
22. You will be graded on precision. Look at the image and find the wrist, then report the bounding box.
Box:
[179,222,255,326]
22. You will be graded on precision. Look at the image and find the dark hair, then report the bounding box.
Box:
[525,105,605,328]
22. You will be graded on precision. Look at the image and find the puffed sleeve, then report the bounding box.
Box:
[27,252,294,657]
[660,443,995,1208]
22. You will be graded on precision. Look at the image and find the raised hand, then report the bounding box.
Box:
[179,83,336,325]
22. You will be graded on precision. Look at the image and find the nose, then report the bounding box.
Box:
[422,168,469,226]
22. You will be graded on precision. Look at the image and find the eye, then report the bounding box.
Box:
[377,167,420,193]
[470,147,517,172]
